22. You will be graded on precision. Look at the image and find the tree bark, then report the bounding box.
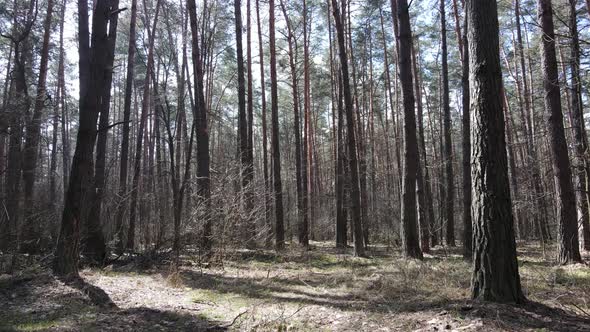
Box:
[255,0,272,248]
[302,0,311,247]
[83,0,120,263]
[412,39,433,253]
[188,0,213,258]
[331,0,365,257]
[115,0,137,254]
[53,0,121,277]
[279,0,305,250]
[461,4,472,258]
[269,0,285,250]
[441,0,455,247]
[468,0,524,303]
[538,0,582,264]
[567,0,590,251]
[395,0,422,259]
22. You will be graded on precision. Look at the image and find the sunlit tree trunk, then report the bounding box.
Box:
[468,0,525,303]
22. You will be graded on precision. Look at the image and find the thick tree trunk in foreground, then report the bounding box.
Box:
[331,0,365,257]
[538,0,582,264]
[467,0,525,303]
[83,0,119,263]
[53,0,120,277]
[396,0,422,259]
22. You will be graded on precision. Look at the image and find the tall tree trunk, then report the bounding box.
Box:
[84,0,120,263]
[245,0,255,247]
[235,0,253,247]
[115,0,137,253]
[331,6,347,248]
[269,0,285,250]
[188,0,213,258]
[467,0,525,303]
[568,0,590,251]
[538,0,582,264]
[255,0,272,248]
[53,0,121,277]
[379,10,401,240]
[59,0,70,202]
[301,0,311,247]
[412,39,432,253]
[461,5,472,258]
[331,0,365,257]
[395,0,422,259]
[441,0,455,247]
[279,0,306,249]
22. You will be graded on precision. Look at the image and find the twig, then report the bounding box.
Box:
[221,310,248,328]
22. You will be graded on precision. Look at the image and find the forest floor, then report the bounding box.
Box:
[1,242,590,331]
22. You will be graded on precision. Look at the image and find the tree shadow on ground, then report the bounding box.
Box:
[181,269,464,314]
[0,272,225,332]
[453,300,590,331]
[180,269,590,331]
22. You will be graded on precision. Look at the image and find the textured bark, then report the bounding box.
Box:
[538,0,582,264]
[396,0,422,259]
[335,73,347,249]
[468,0,524,303]
[188,0,213,258]
[330,6,347,248]
[115,0,137,253]
[269,0,285,250]
[378,10,398,242]
[83,0,120,263]
[567,0,590,251]
[331,0,365,257]
[54,0,120,277]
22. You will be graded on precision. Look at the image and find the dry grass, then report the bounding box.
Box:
[1,242,589,331]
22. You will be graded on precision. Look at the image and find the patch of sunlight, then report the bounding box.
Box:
[13,319,59,331]
[192,288,257,309]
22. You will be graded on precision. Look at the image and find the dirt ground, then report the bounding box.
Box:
[1,242,590,331]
